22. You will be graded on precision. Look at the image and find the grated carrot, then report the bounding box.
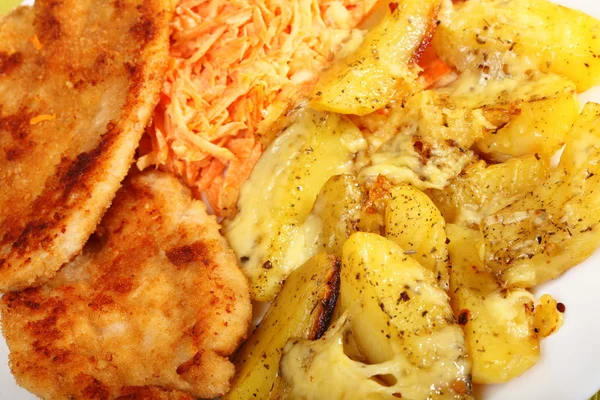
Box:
[29,114,55,125]
[138,0,378,216]
[417,44,454,88]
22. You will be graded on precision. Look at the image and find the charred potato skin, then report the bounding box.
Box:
[224,254,340,400]
[310,259,342,340]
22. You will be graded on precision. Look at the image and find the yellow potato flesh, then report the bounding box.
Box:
[311,0,441,115]
[385,184,450,290]
[447,225,539,384]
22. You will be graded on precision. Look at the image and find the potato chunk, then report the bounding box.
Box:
[428,156,549,226]
[385,184,450,290]
[311,0,441,115]
[311,175,366,258]
[482,103,600,288]
[224,108,365,301]
[224,253,340,400]
[447,225,540,384]
[438,70,578,161]
[339,233,472,399]
[433,0,600,92]
[476,92,580,161]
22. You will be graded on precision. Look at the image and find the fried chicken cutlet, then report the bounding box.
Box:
[0,0,172,291]
[1,170,252,399]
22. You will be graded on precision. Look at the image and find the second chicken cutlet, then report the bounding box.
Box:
[1,171,252,399]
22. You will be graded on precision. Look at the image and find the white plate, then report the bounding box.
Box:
[1,0,600,399]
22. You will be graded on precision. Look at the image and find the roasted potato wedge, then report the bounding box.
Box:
[385,184,450,290]
[476,93,580,161]
[428,155,549,226]
[310,0,440,115]
[447,225,540,384]
[433,0,600,92]
[442,71,578,161]
[339,233,472,399]
[482,103,600,288]
[311,175,366,258]
[224,253,340,400]
[224,108,365,301]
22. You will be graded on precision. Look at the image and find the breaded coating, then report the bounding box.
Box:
[0,171,252,399]
[0,0,173,291]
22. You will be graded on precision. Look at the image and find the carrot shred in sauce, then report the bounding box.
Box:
[417,44,454,88]
[139,0,378,216]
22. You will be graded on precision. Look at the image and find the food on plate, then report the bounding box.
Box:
[482,103,600,288]
[280,233,472,399]
[218,0,600,397]
[309,174,366,258]
[432,0,600,92]
[310,0,441,115]
[281,314,391,400]
[0,171,251,399]
[2,0,600,398]
[358,71,575,188]
[444,72,578,162]
[385,183,450,290]
[138,0,379,216]
[225,253,339,400]
[446,224,540,384]
[0,0,172,291]
[223,108,365,301]
[428,155,549,226]
[475,87,580,162]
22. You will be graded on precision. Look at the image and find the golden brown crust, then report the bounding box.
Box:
[0,0,173,291]
[1,171,252,400]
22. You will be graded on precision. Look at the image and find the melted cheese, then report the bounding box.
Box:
[333,233,472,399]
[360,133,475,190]
[281,315,471,400]
[224,108,366,301]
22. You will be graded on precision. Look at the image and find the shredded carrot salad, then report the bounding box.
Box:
[138,0,379,216]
